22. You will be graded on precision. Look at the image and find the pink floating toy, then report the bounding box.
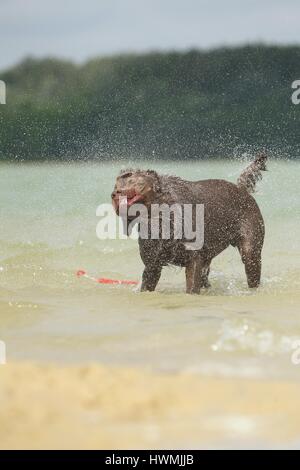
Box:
[76,270,139,286]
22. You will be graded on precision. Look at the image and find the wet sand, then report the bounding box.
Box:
[0,362,300,449]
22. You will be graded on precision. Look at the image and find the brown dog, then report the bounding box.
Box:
[112,154,267,294]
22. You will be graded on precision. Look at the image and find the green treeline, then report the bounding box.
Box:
[1,45,300,161]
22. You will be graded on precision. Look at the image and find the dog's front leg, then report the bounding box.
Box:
[141,264,162,292]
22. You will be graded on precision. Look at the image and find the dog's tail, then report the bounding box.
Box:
[237,152,268,193]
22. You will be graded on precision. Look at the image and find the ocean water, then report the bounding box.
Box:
[1,160,300,380]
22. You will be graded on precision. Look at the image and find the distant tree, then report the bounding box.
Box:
[0,45,299,161]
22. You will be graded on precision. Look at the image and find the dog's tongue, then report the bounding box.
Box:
[128,194,142,205]
[119,194,142,207]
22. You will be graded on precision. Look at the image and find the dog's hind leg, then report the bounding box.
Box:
[238,238,262,288]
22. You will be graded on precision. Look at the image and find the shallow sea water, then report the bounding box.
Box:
[1,160,300,381]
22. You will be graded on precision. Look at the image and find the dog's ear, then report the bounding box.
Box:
[146,170,162,193]
[119,168,135,179]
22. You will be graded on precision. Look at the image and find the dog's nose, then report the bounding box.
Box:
[111,190,121,199]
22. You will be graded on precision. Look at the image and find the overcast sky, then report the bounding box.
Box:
[1,0,300,70]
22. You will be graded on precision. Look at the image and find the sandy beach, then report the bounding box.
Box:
[1,362,300,449]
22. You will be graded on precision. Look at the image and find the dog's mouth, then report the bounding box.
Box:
[112,192,144,214]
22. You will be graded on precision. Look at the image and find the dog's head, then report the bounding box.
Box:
[111,169,161,214]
